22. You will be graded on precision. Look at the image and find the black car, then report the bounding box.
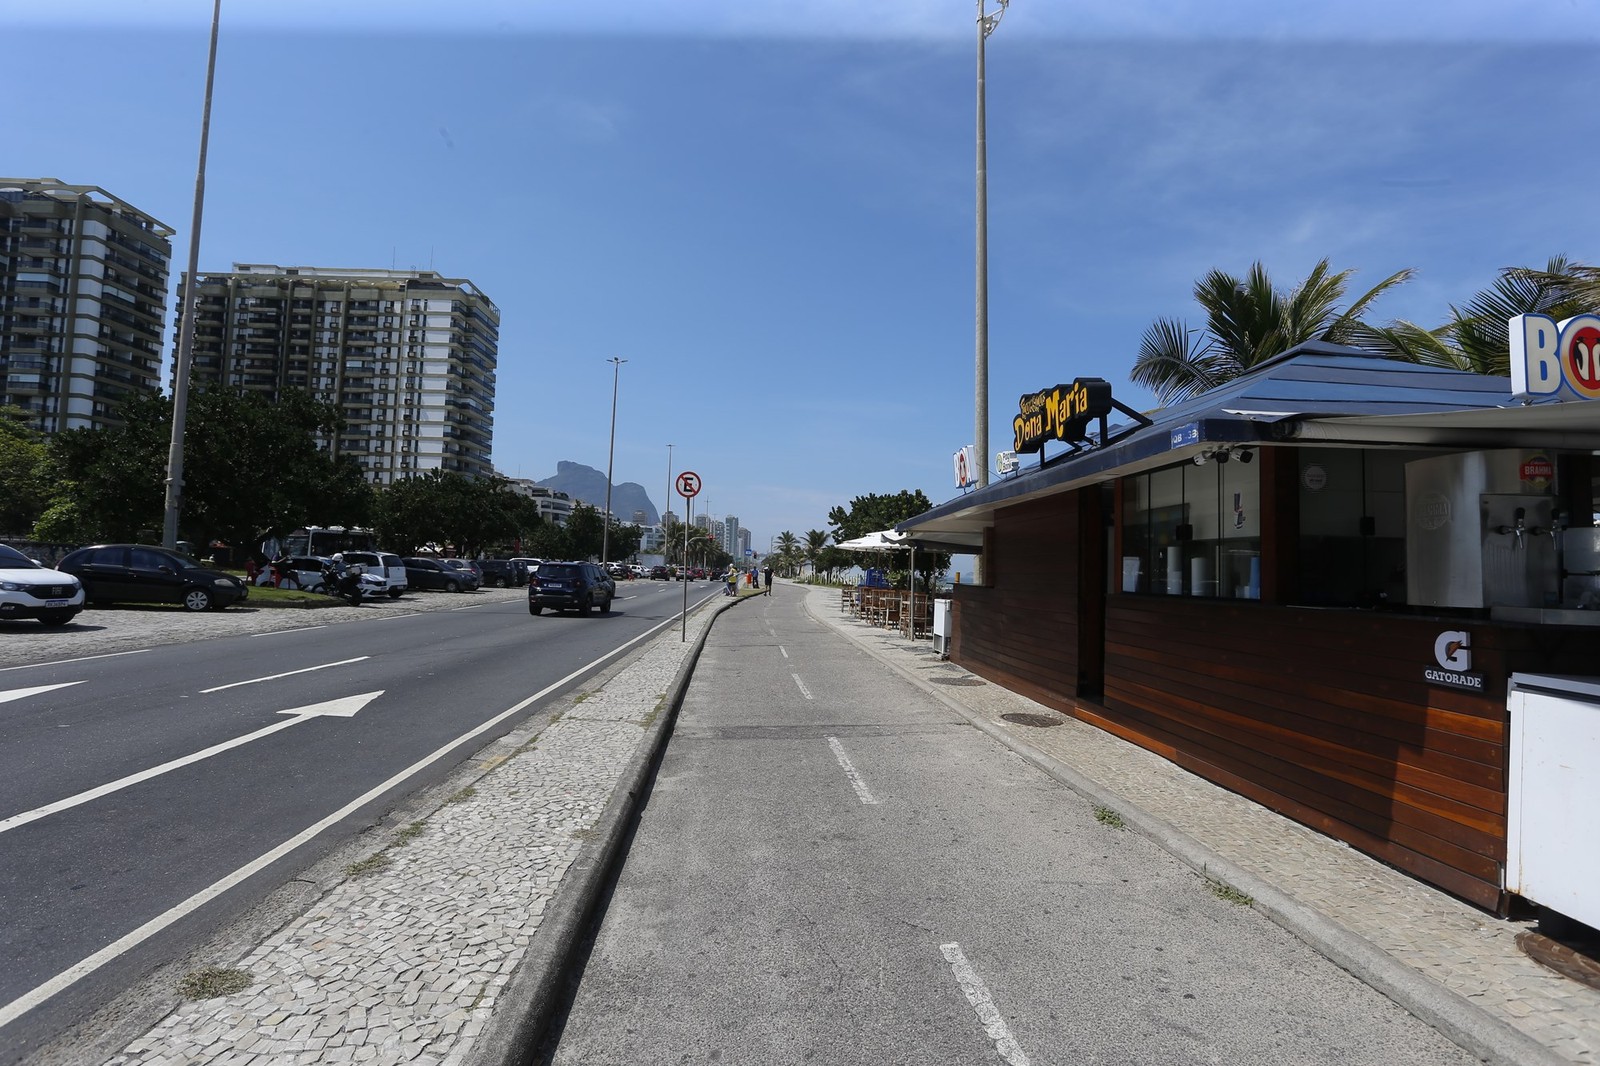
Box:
[528,561,615,615]
[403,557,472,592]
[58,544,250,612]
[478,559,530,587]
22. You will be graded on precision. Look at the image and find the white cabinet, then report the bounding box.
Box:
[1507,674,1600,927]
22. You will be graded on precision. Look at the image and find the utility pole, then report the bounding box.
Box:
[601,357,626,565]
[974,0,1010,489]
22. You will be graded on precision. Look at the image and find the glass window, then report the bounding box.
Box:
[1296,448,1423,607]
[130,547,170,570]
[1121,453,1262,599]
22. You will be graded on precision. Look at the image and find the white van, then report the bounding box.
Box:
[341,551,409,598]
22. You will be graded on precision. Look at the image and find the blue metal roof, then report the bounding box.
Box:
[902,342,1525,537]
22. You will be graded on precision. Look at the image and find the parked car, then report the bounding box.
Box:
[477,559,529,588]
[341,551,408,598]
[0,543,85,626]
[528,561,615,615]
[403,556,472,593]
[442,558,482,590]
[260,555,333,592]
[58,544,250,612]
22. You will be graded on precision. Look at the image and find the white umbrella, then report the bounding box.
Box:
[833,530,907,551]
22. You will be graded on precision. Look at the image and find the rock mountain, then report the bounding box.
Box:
[536,461,659,525]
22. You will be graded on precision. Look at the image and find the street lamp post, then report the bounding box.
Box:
[974,0,1009,490]
[162,0,223,550]
[664,443,674,533]
[601,357,626,565]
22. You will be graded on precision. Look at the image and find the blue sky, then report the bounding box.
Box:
[7,1,1599,550]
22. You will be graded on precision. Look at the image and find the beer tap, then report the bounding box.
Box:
[1494,507,1527,548]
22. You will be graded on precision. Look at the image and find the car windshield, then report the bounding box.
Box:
[0,545,40,569]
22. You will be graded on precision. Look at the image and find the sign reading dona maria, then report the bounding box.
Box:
[1012,378,1114,454]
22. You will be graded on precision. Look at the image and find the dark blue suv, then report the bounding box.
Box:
[528,561,615,615]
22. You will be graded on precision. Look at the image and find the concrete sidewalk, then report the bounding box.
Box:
[798,582,1600,1066]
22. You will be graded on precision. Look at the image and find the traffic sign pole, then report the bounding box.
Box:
[677,471,700,641]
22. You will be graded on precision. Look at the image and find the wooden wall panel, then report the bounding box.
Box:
[1099,596,1600,910]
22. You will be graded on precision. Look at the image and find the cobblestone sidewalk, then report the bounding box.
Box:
[98,601,716,1066]
[801,583,1600,1066]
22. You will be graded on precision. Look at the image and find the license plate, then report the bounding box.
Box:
[46,599,70,607]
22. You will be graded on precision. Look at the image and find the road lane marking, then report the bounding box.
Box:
[0,603,701,1028]
[200,656,369,693]
[0,649,149,673]
[827,736,878,805]
[779,646,789,659]
[250,625,328,638]
[791,673,813,700]
[451,603,488,611]
[940,943,1032,1066]
[0,692,384,835]
[0,681,84,705]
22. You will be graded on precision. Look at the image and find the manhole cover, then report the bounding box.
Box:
[1518,931,1600,990]
[929,677,984,687]
[1001,712,1064,728]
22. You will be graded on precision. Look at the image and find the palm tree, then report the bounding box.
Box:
[774,530,800,576]
[803,529,828,579]
[1355,257,1599,376]
[1131,259,1414,404]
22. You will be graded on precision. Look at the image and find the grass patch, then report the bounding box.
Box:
[344,853,392,879]
[1205,877,1254,906]
[1093,805,1126,830]
[243,584,344,609]
[447,786,477,804]
[178,966,252,999]
[391,821,425,848]
[571,691,594,705]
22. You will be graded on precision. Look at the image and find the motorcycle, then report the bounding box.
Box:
[321,560,384,606]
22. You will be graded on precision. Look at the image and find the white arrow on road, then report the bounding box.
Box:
[0,681,85,705]
[0,691,383,835]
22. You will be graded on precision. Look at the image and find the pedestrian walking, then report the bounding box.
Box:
[725,564,738,597]
[762,564,772,595]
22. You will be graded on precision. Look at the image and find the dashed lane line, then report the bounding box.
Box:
[940,942,1032,1066]
[826,735,879,805]
[199,656,369,694]
[0,649,150,673]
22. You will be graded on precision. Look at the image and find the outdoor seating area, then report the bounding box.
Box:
[840,584,937,640]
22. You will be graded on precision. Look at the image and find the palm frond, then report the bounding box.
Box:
[1131,317,1218,404]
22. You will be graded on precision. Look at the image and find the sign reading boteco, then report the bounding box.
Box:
[1012,377,1114,454]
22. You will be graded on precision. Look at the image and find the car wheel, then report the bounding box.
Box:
[601,595,613,614]
[388,588,403,599]
[183,588,212,612]
[39,610,75,626]
[529,603,542,615]
[582,594,596,615]
[445,580,460,593]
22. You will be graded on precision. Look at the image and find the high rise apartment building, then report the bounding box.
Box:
[0,178,173,433]
[723,515,741,557]
[178,264,498,483]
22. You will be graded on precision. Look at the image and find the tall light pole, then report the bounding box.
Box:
[664,443,674,532]
[162,0,223,550]
[974,0,1009,490]
[601,357,626,565]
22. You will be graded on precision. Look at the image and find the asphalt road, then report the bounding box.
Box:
[0,579,721,1063]
[540,590,1482,1066]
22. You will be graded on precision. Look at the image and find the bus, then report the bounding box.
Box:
[281,526,379,559]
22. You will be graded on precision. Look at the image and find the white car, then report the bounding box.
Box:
[341,551,409,599]
[0,544,86,626]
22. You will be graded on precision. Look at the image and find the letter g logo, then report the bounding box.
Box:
[1434,630,1471,672]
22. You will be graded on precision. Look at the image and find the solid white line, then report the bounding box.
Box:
[450,603,487,611]
[199,656,369,694]
[779,646,789,659]
[0,603,699,1030]
[791,672,813,700]
[0,681,85,705]
[250,625,328,638]
[826,736,878,805]
[0,649,150,674]
[940,942,1032,1066]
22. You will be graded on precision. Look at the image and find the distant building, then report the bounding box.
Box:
[691,514,710,531]
[738,527,751,558]
[505,478,575,527]
[662,509,679,527]
[723,515,740,556]
[0,177,173,433]
[175,264,498,484]
[631,509,649,525]
[638,524,666,553]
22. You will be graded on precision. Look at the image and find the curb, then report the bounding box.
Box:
[468,592,741,1066]
[800,590,1567,1066]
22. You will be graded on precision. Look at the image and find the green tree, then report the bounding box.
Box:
[375,471,522,557]
[1130,259,1414,404]
[0,406,48,535]
[564,503,606,561]
[803,529,829,578]
[827,489,950,593]
[1356,257,1600,376]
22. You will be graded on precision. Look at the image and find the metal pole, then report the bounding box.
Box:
[601,356,625,564]
[682,495,690,642]
[162,0,222,550]
[974,0,1007,490]
[664,443,674,538]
